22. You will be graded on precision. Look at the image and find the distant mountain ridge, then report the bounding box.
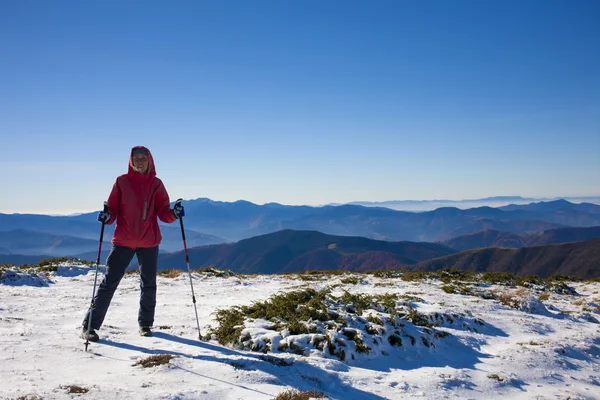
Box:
[441,226,600,251]
[344,196,600,212]
[168,198,600,242]
[0,229,111,256]
[499,199,600,214]
[414,238,600,279]
[2,198,600,258]
[157,230,457,274]
[0,215,226,253]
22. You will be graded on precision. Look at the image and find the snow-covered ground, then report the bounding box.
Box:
[1,264,599,400]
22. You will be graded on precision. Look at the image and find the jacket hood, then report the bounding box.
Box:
[128,146,156,178]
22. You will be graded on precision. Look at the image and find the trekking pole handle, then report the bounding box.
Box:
[97,201,108,264]
[175,198,190,262]
[175,198,186,238]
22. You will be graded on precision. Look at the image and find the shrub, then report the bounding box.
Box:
[400,272,430,281]
[341,276,360,285]
[39,257,94,267]
[436,269,476,284]
[441,284,475,296]
[404,307,432,327]
[209,308,246,345]
[481,272,520,286]
[365,314,383,326]
[388,334,402,346]
[273,389,326,400]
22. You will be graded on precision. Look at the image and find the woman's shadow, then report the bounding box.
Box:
[101,331,389,399]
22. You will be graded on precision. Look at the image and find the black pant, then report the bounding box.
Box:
[83,245,159,330]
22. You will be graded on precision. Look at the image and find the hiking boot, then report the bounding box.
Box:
[82,328,99,342]
[139,326,152,337]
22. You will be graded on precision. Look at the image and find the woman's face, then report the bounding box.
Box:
[132,155,149,174]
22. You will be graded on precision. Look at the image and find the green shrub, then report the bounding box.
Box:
[208,308,246,345]
[341,276,360,285]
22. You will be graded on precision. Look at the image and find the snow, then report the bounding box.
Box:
[1,264,599,400]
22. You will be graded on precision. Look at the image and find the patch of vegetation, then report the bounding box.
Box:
[368,270,400,278]
[537,292,550,301]
[341,328,371,353]
[298,275,319,281]
[518,340,545,346]
[480,271,521,286]
[304,269,346,275]
[546,274,583,283]
[549,281,578,295]
[158,269,184,278]
[60,385,89,394]
[493,288,530,309]
[259,354,293,366]
[400,272,432,281]
[404,307,433,327]
[441,284,475,296]
[39,257,93,267]
[195,267,236,277]
[208,308,246,345]
[132,354,175,368]
[365,314,383,326]
[400,294,425,303]
[246,288,332,322]
[341,276,361,285]
[436,269,476,284]
[207,287,470,361]
[338,291,372,315]
[487,374,504,382]
[388,334,402,346]
[273,389,326,400]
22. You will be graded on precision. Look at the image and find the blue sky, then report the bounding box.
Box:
[1,0,599,214]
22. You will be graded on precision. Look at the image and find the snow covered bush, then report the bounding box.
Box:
[206,287,487,362]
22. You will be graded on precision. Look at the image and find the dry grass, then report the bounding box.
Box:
[60,385,89,394]
[537,292,550,301]
[487,374,504,382]
[132,354,175,368]
[518,340,546,346]
[158,269,185,278]
[273,389,326,400]
[492,287,529,309]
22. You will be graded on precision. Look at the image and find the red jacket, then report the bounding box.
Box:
[105,146,176,249]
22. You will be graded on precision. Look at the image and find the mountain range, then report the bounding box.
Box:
[157,229,456,274]
[344,196,600,211]
[1,198,600,278]
[414,238,600,279]
[441,226,600,251]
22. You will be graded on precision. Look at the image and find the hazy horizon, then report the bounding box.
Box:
[3,194,600,216]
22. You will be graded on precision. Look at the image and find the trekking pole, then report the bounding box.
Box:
[84,202,108,351]
[176,198,202,340]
